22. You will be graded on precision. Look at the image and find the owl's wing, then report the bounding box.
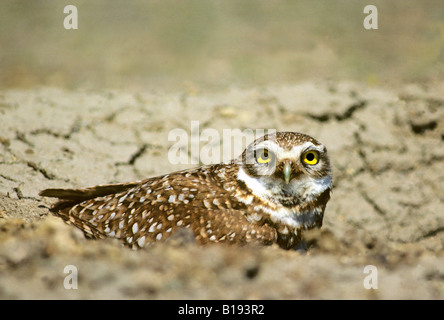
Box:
[185,207,277,247]
[39,169,277,248]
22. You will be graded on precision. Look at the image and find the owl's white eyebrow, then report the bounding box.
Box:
[272,142,322,160]
[290,141,323,154]
[252,140,282,153]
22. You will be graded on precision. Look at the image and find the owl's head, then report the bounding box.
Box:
[235,132,332,204]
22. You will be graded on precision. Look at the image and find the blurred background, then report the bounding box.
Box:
[1,0,443,91]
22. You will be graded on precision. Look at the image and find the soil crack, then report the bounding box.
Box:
[29,117,82,139]
[306,100,367,122]
[26,161,56,180]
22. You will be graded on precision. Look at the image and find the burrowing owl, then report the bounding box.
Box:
[40,132,332,250]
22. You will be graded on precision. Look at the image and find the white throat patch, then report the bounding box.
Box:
[236,167,332,229]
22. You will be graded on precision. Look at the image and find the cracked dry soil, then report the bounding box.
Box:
[0,81,443,299]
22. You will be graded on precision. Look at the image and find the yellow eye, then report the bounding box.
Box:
[256,149,272,164]
[302,151,319,165]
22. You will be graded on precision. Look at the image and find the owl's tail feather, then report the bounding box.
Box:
[39,182,141,213]
[39,183,141,201]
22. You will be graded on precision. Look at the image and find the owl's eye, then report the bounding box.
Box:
[256,149,272,164]
[302,150,319,165]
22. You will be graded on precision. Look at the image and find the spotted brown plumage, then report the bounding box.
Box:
[40,132,332,250]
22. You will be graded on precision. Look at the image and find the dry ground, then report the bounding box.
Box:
[0,81,443,299]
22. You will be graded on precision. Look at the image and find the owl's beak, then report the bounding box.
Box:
[283,161,292,184]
